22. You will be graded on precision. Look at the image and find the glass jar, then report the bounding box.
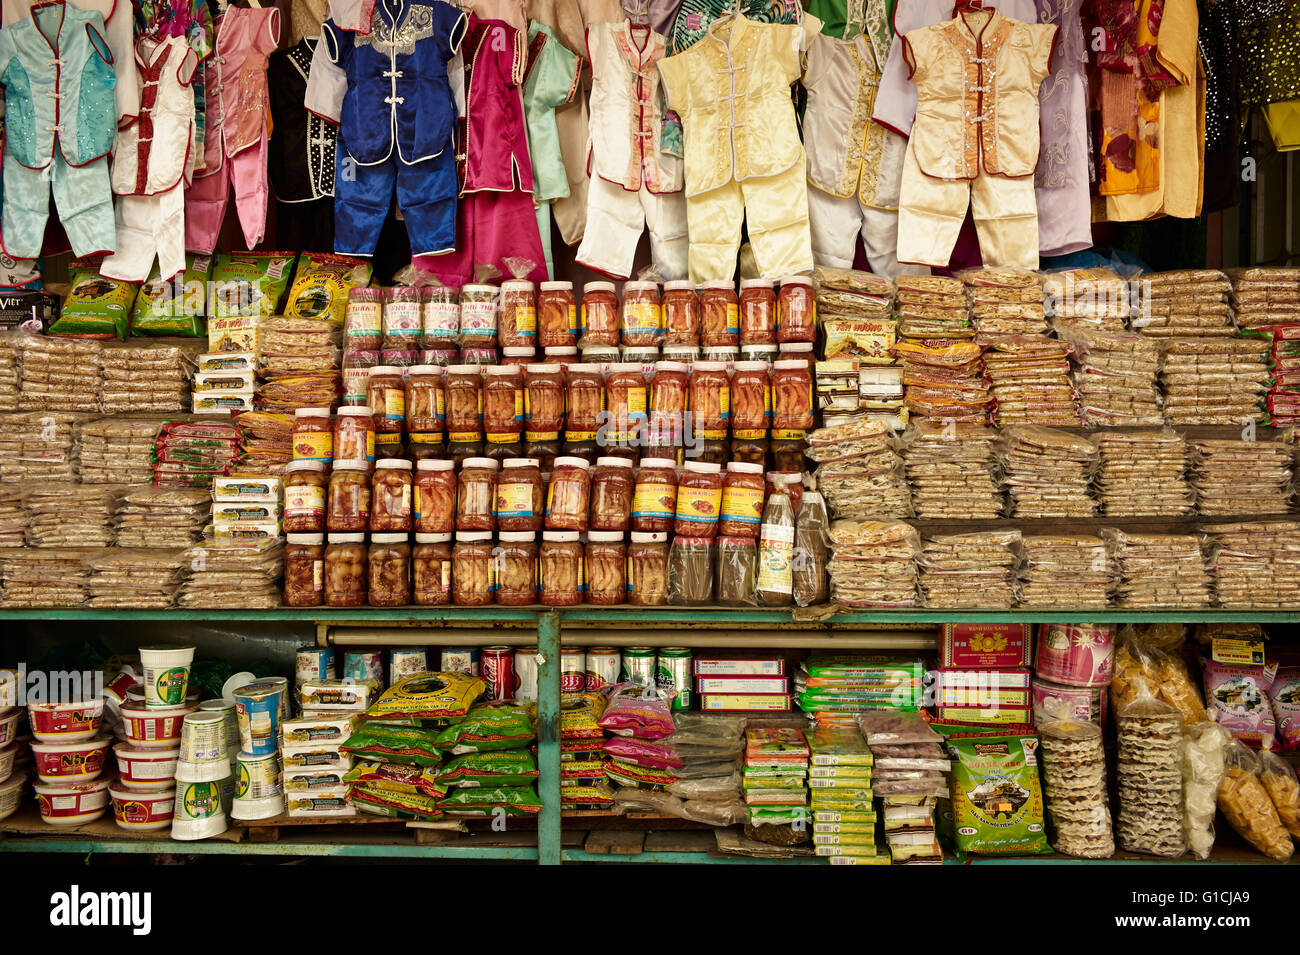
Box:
[484,365,524,449]
[368,533,411,606]
[334,406,375,465]
[409,433,446,461]
[668,537,713,605]
[293,408,333,466]
[731,437,769,468]
[777,276,816,343]
[421,285,459,348]
[620,282,662,348]
[580,344,619,376]
[374,434,406,463]
[647,360,688,450]
[327,461,371,532]
[496,458,544,532]
[730,360,770,440]
[384,286,423,352]
[662,281,699,346]
[538,281,577,349]
[499,279,537,349]
[628,531,669,606]
[371,458,413,532]
[689,361,730,442]
[674,461,723,538]
[413,533,453,605]
[459,284,498,348]
[632,458,677,533]
[719,461,765,538]
[366,366,405,437]
[545,456,591,532]
[524,364,564,445]
[579,281,619,347]
[452,531,494,606]
[283,533,325,607]
[324,532,367,607]
[540,531,583,606]
[563,363,604,455]
[341,366,371,407]
[405,365,446,436]
[585,531,625,605]
[284,460,328,533]
[700,281,739,347]
[605,362,647,453]
[494,531,538,606]
[739,278,777,346]
[345,288,384,352]
[445,364,484,445]
[414,459,457,534]
[457,456,499,532]
[771,359,815,433]
[589,456,635,532]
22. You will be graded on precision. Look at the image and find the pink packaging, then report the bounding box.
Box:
[1034,623,1115,687]
[602,736,684,769]
[1269,667,1300,749]
[597,684,675,740]
[1030,677,1107,728]
[1202,658,1277,748]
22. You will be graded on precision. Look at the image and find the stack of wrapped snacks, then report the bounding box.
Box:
[1055,323,1163,426]
[1115,699,1186,857]
[1191,439,1294,516]
[0,486,23,547]
[795,656,925,728]
[1019,536,1112,608]
[232,410,294,474]
[0,548,89,606]
[153,418,241,488]
[1159,338,1271,426]
[919,530,1020,609]
[859,710,948,865]
[1132,269,1235,337]
[1103,530,1211,609]
[1093,430,1193,517]
[815,358,865,429]
[18,335,101,412]
[982,336,1081,427]
[806,726,883,863]
[1203,521,1300,608]
[961,267,1047,339]
[742,727,808,827]
[100,343,192,413]
[1261,325,1300,426]
[115,487,211,548]
[1038,718,1114,858]
[807,419,911,519]
[85,548,186,608]
[1042,268,1131,330]
[894,339,989,423]
[828,520,919,608]
[894,275,970,341]
[177,538,284,608]
[0,337,18,411]
[816,267,895,362]
[1002,426,1097,518]
[25,483,121,547]
[1228,267,1300,332]
[257,317,341,414]
[77,417,162,485]
[0,411,87,484]
[902,420,1003,520]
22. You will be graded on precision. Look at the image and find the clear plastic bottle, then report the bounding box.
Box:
[793,489,830,607]
[756,479,795,606]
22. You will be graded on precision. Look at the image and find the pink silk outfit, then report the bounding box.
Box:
[184,6,282,253]
[101,35,199,282]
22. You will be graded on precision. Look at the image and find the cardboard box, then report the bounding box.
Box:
[939,623,1032,669]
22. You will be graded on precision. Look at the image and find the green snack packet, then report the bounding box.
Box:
[52,263,137,339]
[341,725,443,767]
[433,702,536,754]
[946,730,1051,856]
[348,784,444,819]
[207,251,296,318]
[438,785,543,816]
[130,253,211,336]
[437,750,540,788]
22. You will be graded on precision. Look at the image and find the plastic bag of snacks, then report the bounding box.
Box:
[1216,739,1293,860]
[946,729,1051,856]
[603,737,684,769]
[284,252,373,323]
[598,684,676,739]
[1201,657,1278,748]
[560,692,607,739]
[438,786,542,816]
[349,785,443,819]
[1179,721,1228,860]
[1258,748,1300,838]
[341,725,443,768]
[207,251,296,318]
[433,702,535,754]
[344,759,447,798]
[130,254,210,336]
[1268,666,1300,749]
[1110,624,1207,727]
[437,751,539,788]
[605,759,679,790]
[49,263,138,339]
[366,672,486,721]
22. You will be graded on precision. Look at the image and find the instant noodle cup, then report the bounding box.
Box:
[35,778,111,826]
[230,751,284,820]
[0,707,19,746]
[171,778,228,840]
[232,678,287,756]
[0,771,23,821]
[110,783,175,831]
[28,699,104,743]
[119,704,191,749]
[175,712,232,780]
[139,645,195,708]
[30,736,111,784]
[114,743,180,791]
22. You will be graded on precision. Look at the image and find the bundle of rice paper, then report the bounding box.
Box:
[17,334,102,412]
[919,530,1019,609]
[902,420,1004,520]
[152,418,241,488]
[24,482,122,547]
[1202,521,1300,609]
[177,538,284,608]
[828,520,918,607]
[981,335,1081,427]
[960,267,1047,339]
[1001,426,1097,518]
[893,275,970,340]
[0,411,90,484]
[77,417,163,485]
[1191,439,1294,516]
[85,548,186,609]
[894,339,988,423]
[1042,268,1130,330]
[116,486,211,548]
[807,419,911,519]
[0,337,18,411]
[1227,267,1300,331]
[1102,529,1212,609]
[815,267,895,363]
[233,411,293,474]
[1131,269,1235,338]
[1018,536,1112,608]
[1054,322,1163,427]
[1158,338,1270,426]
[0,548,90,607]
[1092,430,1193,517]
[100,343,193,413]
[0,486,23,547]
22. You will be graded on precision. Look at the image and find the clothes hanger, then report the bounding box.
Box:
[952,0,986,14]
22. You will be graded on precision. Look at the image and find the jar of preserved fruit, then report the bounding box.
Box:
[647,361,688,449]
[284,460,328,533]
[741,343,778,366]
[730,438,768,468]
[345,288,384,352]
[674,461,722,538]
[689,361,730,442]
[668,537,713,605]
[771,359,815,433]
[494,531,538,606]
[498,279,537,349]
[777,275,816,344]
[563,363,604,457]
[628,531,669,606]
[414,459,457,534]
[452,531,494,606]
[699,281,739,347]
[540,531,584,606]
[327,461,371,532]
[484,365,524,446]
[457,456,499,532]
[719,461,765,538]
[662,281,699,345]
[283,533,325,607]
[620,281,661,347]
[586,531,625,605]
[538,281,577,349]
[293,408,334,466]
[421,285,459,348]
[524,364,564,443]
[730,360,770,441]
[334,406,376,465]
[579,281,619,347]
[368,533,411,606]
[605,362,647,452]
[413,533,453,605]
[341,366,371,407]
[324,532,367,607]
[366,366,405,436]
[589,456,635,532]
[371,458,413,532]
[632,458,677,532]
[495,458,544,532]
[384,286,423,351]
[374,434,406,463]
[405,365,446,436]
[545,456,591,531]
[693,439,730,467]
[445,364,484,445]
[459,284,498,348]
[739,278,776,346]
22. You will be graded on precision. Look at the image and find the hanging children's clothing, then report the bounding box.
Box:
[101,35,199,282]
[269,36,338,251]
[895,8,1056,270]
[0,2,118,260]
[185,6,282,254]
[1032,0,1090,255]
[134,0,214,173]
[522,20,582,277]
[658,12,813,282]
[575,19,687,280]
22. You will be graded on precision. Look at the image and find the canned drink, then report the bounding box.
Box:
[585,648,620,691]
[620,647,656,687]
[295,647,335,685]
[481,646,516,700]
[440,647,481,676]
[560,649,586,693]
[515,647,539,702]
[343,651,384,686]
[656,648,693,710]
[389,648,430,683]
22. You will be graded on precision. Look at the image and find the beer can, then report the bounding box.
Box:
[342,650,384,686]
[560,649,586,693]
[656,648,693,710]
[481,646,516,700]
[620,647,656,687]
[295,646,335,685]
[585,647,620,692]
[389,648,430,683]
[440,647,481,676]
[515,647,540,702]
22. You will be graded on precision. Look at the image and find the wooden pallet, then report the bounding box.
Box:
[0,806,245,843]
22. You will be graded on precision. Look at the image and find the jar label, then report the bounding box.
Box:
[385,391,406,421]
[450,431,482,443]
[726,304,739,334]
[732,429,767,440]
[367,433,376,462]
[632,481,675,519]
[408,432,444,444]
[757,526,795,594]
[486,432,522,443]
[622,303,661,336]
[461,300,496,334]
[512,306,536,336]
[285,484,326,518]
[313,560,323,592]
[293,431,333,464]
[675,487,721,525]
[424,302,460,337]
[342,367,370,402]
[386,302,422,337]
[496,481,537,518]
[720,485,763,525]
[565,430,596,442]
[625,386,648,418]
[515,388,524,421]
[567,305,578,333]
[771,429,807,441]
[526,430,559,442]
[346,303,382,337]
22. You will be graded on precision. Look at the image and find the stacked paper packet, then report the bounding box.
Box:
[1228,267,1300,332]
[0,411,88,484]
[694,652,790,713]
[116,487,211,548]
[828,520,919,608]
[1102,530,1212,609]
[919,530,1021,609]
[1042,268,1132,330]
[0,337,18,411]
[0,548,89,606]
[795,656,925,729]
[1055,323,1164,426]
[192,352,256,416]
[816,266,895,362]
[100,344,192,413]
[24,483,121,547]
[1002,426,1098,518]
[282,712,359,818]
[816,358,866,429]
[806,726,885,863]
[177,538,284,608]
[1131,269,1236,338]
[77,417,163,485]
[17,335,101,412]
[85,548,187,609]
[0,487,22,547]
[1203,521,1300,608]
[859,710,949,865]
[153,418,241,488]
[1261,325,1300,425]
[961,267,1048,339]
[1191,439,1294,516]
[1018,536,1113,608]
[894,275,970,340]
[1158,338,1271,425]
[1038,718,1114,858]
[257,317,342,414]
[212,473,283,543]
[742,727,809,828]
[981,336,1082,427]
[934,668,1032,726]
[895,338,989,424]
[807,419,911,520]
[1092,430,1193,517]
[902,420,1004,520]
